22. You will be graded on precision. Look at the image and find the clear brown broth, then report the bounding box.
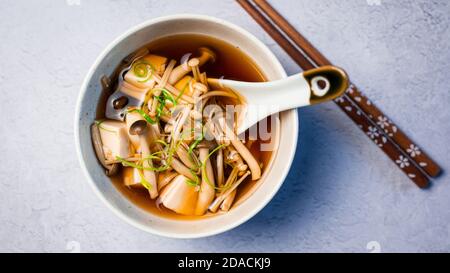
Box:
[97,34,274,220]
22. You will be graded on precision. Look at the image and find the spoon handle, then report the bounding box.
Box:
[213,66,349,133]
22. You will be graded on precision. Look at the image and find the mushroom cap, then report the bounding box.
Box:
[198,47,216,63]
[188,58,200,67]
[129,120,148,135]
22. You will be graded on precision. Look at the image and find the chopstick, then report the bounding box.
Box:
[237,0,442,188]
[252,0,442,179]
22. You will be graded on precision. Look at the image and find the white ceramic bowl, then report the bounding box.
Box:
[75,14,298,238]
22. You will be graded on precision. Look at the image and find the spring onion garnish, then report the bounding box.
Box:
[188,134,204,155]
[185,179,199,187]
[116,156,166,172]
[94,120,115,133]
[155,139,169,147]
[201,144,227,190]
[165,138,184,166]
[161,89,178,106]
[132,61,155,83]
[127,108,157,124]
[137,169,152,190]
[116,156,143,169]
[186,168,201,187]
[142,155,170,172]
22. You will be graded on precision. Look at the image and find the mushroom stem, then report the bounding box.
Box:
[171,105,193,142]
[149,59,176,117]
[176,143,200,171]
[216,148,224,187]
[195,147,216,215]
[225,146,248,174]
[200,72,209,87]
[168,47,216,84]
[128,120,158,198]
[153,74,195,104]
[218,118,261,180]
[139,134,158,199]
[209,171,250,213]
[170,157,199,182]
[188,58,201,81]
[220,190,236,212]
[158,59,176,88]
[191,82,208,140]
[221,166,239,193]
[204,119,230,147]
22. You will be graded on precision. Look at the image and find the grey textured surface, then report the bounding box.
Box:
[0,0,449,253]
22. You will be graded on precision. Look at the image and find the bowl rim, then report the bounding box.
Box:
[74,14,299,238]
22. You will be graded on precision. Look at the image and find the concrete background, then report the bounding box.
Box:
[0,0,449,252]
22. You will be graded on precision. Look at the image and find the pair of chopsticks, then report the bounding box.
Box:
[237,0,441,188]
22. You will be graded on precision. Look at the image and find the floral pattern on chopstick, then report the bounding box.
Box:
[407,144,421,158]
[342,84,439,177]
[334,94,429,188]
[396,155,410,169]
[237,0,440,186]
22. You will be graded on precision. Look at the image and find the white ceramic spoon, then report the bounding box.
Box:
[208,65,349,134]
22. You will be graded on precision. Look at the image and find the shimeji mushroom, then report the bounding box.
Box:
[168,47,216,84]
[204,106,261,180]
[149,60,177,117]
[195,142,216,215]
[175,142,200,172]
[216,148,224,187]
[217,116,261,180]
[170,104,193,142]
[92,45,271,218]
[126,111,162,154]
[225,146,248,175]
[129,120,158,199]
[125,111,145,151]
[220,189,236,212]
[209,171,250,213]
[169,157,199,182]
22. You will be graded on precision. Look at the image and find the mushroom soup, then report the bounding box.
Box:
[92,34,277,219]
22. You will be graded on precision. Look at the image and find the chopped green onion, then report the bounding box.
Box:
[94,120,115,133]
[133,61,155,83]
[116,156,143,169]
[137,169,152,190]
[188,136,203,155]
[200,144,227,190]
[161,89,177,106]
[185,178,199,187]
[154,139,169,147]
[116,156,168,172]
[127,109,157,124]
